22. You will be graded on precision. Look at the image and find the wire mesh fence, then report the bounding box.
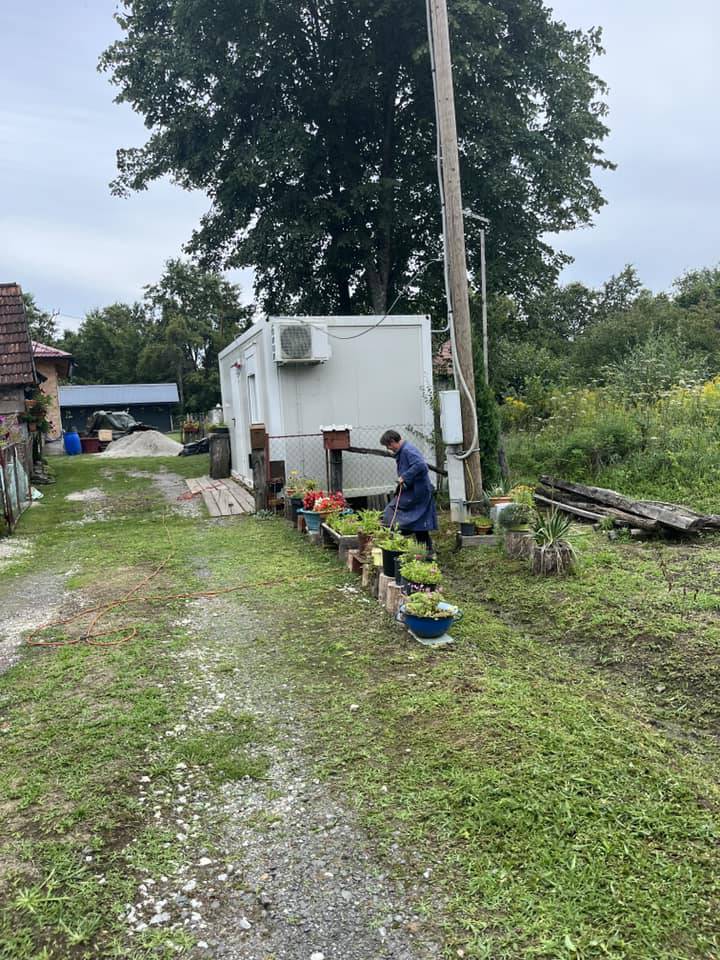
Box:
[0,441,31,533]
[267,424,433,499]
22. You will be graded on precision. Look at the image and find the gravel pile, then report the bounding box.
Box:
[100,430,183,458]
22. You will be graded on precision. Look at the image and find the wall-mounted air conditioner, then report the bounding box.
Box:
[271,321,331,365]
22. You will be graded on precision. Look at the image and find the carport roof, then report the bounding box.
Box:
[59,383,180,407]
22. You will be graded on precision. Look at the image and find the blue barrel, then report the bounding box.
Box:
[64,430,82,456]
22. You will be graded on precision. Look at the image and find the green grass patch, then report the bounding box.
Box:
[2,457,719,959]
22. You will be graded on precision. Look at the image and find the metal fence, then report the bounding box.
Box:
[267,424,434,499]
[0,442,31,534]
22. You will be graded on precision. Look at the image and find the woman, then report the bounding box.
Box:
[380,429,437,555]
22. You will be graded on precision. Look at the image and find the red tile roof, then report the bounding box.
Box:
[32,341,72,359]
[0,283,37,387]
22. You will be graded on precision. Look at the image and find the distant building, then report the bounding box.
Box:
[33,342,72,441]
[0,282,37,421]
[59,383,180,433]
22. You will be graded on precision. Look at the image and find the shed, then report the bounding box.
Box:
[59,383,180,433]
[0,282,37,411]
[0,282,36,530]
[218,316,434,498]
[33,342,72,441]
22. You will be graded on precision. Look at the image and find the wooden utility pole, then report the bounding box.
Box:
[427,0,483,496]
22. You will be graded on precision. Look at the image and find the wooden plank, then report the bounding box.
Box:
[218,477,255,512]
[186,477,203,494]
[201,488,223,518]
[231,482,256,512]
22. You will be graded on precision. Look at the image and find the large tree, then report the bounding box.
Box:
[101,0,612,315]
[141,258,252,410]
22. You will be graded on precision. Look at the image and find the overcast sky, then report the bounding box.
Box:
[1,0,718,331]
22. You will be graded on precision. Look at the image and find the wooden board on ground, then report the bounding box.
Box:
[185,476,254,518]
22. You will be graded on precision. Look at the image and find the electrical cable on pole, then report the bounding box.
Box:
[425,0,483,492]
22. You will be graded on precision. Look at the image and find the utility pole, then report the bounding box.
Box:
[427,0,483,496]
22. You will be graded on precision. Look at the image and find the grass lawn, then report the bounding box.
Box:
[0,456,718,959]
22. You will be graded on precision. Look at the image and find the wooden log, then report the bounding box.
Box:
[385,583,404,617]
[535,490,659,531]
[378,573,393,606]
[540,476,706,532]
[209,433,231,480]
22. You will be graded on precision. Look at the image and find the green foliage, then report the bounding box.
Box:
[376,531,413,552]
[403,591,454,619]
[101,0,611,313]
[399,558,443,586]
[58,260,251,413]
[142,259,252,411]
[532,510,573,547]
[22,293,59,345]
[497,502,534,530]
[328,514,361,536]
[356,510,383,534]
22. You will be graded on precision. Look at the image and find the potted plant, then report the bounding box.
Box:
[498,502,535,559]
[530,511,578,575]
[488,482,512,508]
[474,514,493,535]
[285,472,316,519]
[356,509,383,556]
[300,489,326,532]
[400,591,461,640]
[328,513,361,536]
[376,530,413,577]
[313,492,347,522]
[19,391,52,436]
[207,422,229,434]
[398,557,444,594]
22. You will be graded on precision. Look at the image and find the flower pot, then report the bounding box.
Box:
[401,602,461,639]
[489,495,513,507]
[381,547,403,578]
[289,496,303,521]
[322,429,351,450]
[459,521,476,537]
[475,523,492,535]
[301,510,322,533]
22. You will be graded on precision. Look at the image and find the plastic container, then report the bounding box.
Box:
[401,602,461,639]
[64,430,81,456]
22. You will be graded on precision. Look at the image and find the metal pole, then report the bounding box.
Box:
[427,0,483,496]
[480,227,489,386]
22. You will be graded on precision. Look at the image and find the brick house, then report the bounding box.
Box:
[33,341,72,441]
[0,282,37,431]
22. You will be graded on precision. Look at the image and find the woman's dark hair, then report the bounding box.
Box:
[380,429,401,447]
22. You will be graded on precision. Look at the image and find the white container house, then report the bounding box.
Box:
[218,315,435,497]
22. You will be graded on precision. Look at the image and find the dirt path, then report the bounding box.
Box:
[121,593,443,959]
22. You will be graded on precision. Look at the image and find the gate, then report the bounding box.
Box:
[0,442,31,533]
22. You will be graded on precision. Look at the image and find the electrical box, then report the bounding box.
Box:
[439,390,463,444]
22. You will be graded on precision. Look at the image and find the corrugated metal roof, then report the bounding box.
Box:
[59,383,180,407]
[0,282,37,386]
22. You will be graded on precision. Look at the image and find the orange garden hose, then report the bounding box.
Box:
[25,568,326,649]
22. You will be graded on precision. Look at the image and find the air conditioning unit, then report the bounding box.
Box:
[271,321,331,365]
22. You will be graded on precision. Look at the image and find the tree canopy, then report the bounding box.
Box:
[101,0,612,315]
[56,260,251,412]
